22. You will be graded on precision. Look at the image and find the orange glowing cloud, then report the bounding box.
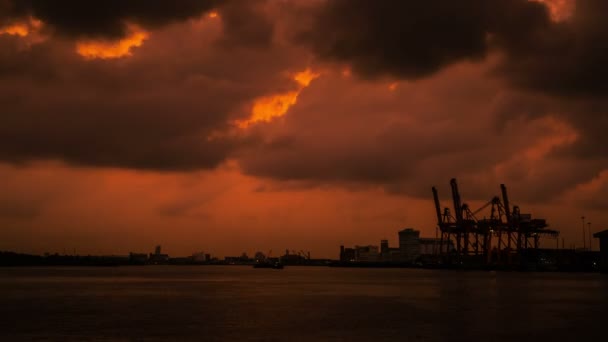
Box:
[0,18,42,37]
[208,11,219,19]
[76,28,149,60]
[241,92,300,128]
[237,69,320,128]
[532,0,574,21]
[293,69,320,87]
[0,23,29,36]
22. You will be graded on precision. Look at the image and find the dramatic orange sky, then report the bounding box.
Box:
[1,0,607,258]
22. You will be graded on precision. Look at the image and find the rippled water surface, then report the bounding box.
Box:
[1,266,606,341]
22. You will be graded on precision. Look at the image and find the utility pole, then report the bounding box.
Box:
[588,222,592,251]
[435,225,438,256]
[581,216,586,249]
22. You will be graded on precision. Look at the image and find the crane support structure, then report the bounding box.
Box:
[432,179,559,266]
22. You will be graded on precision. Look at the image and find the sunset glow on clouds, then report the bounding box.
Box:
[1,0,607,257]
[237,69,320,128]
[76,27,148,59]
[532,0,575,21]
[0,23,28,36]
[0,17,42,37]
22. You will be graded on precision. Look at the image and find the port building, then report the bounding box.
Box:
[354,245,380,262]
[399,228,420,262]
[342,228,449,264]
[339,246,356,262]
[593,230,608,273]
[420,238,453,255]
[149,245,169,264]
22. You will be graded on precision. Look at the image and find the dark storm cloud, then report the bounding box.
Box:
[499,0,608,97]
[299,0,608,98]
[297,0,551,80]
[0,13,306,170]
[0,0,223,38]
[270,0,608,206]
[237,61,608,204]
[2,0,607,207]
[217,0,275,48]
[239,65,510,187]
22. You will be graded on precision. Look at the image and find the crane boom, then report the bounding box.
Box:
[450,178,463,223]
[500,184,511,224]
[432,187,443,226]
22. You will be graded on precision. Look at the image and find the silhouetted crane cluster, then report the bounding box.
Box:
[432,179,559,265]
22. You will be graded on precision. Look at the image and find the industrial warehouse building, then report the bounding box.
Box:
[593,230,608,273]
[340,228,452,263]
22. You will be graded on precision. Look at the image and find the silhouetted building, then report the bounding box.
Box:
[340,245,356,262]
[593,230,608,273]
[419,238,454,255]
[224,256,239,264]
[281,250,309,265]
[129,252,147,264]
[354,245,380,262]
[381,240,389,254]
[224,253,252,264]
[149,245,169,264]
[420,238,438,255]
[340,228,455,264]
[399,228,420,262]
[254,251,266,262]
[192,252,206,263]
[378,240,401,262]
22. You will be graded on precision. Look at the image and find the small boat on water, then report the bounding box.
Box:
[253,260,284,269]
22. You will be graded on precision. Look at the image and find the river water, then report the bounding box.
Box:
[1,266,606,341]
